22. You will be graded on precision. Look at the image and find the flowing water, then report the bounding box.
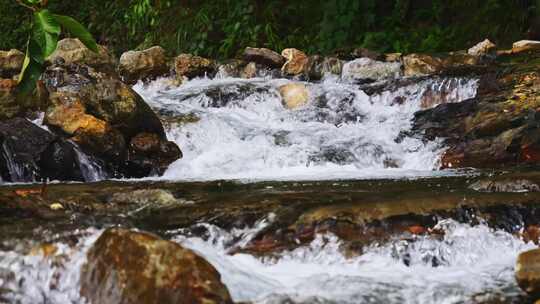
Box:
[2,73,536,304]
[0,218,535,304]
[134,75,477,181]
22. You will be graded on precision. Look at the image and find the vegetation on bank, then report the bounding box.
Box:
[1,1,539,59]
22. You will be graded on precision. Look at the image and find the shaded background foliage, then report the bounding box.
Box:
[2,0,539,58]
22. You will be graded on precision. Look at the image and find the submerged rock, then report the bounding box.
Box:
[278,83,309,109]
[42,62,181,178]
[469,179,540,192]
[281,48,308,76]
[516,249,540,298]
[0,49,24,78]
[341,58,401,82]
[174,53,215,80]
[243,47,285,68]
[109,189,182,206]
[304,55,343,80]
[80,228,232,304]
[119,46,169,84]
[47,38,116,72]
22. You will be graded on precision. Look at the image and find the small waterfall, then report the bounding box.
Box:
[72,145,106,182]
[135,75,478,181]
[1,141,36,183]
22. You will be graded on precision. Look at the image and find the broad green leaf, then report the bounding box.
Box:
[35,10,61,35]
[32,20,58,59]
[52,14,99,53]
[16,58,43,95]
[28,37,45,64]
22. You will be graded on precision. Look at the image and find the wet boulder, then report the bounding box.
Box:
[0,49,24,78]
[403,53,444,76]
[278,83,309,109]
[80,228,232,304]
[385,53,402,62]
[0,117,84,182]
[216,59,246,78]
[42,62,181,177]
[516,248,540,298]
[174,53,215,81]
[119,46,169,84]
[413,55,540,169]
[243,47,285,69]
[305,56,343,80]
[281,48,308,76]
[127,132,182,176]
[468,39,497,58]
[512,40,540,54]
[0,79,21,120]
[47,38,116,72]
[334,47,382,61]
[341,58,401,83]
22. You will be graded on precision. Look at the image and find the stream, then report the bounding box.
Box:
[0,72,536,304]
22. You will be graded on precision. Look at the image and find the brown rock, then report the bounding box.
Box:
[0,78,21,120]
[468,39,497,57]
[42,62,180,177]
[350,48,382,61]
[403,53,444,76]
[119,46,169,84]
[243,47,285,68]
[516,248,540,297]
[512,40,540,54]
[278,83,309,109]
[304,56,343,80]
[80,228,232,304]
[522,225,540,244]
[241,62,258,79]
[174,54,215,79]
[130,132,161,154]
[45,92,126,160]
[385,53,402,62]
[281,48,308,75]
[128,132,182,175]
[47,38,116,71]
[0,49,24,78]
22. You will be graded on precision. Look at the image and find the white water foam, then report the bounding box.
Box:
[174,219,534,304]
[134,76,478,181]
[0,229,101,304]
[0,220,533,304]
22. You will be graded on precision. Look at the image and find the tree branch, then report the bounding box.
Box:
[15,0,36,11]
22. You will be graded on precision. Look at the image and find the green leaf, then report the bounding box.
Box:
[52,14,99,53]
[18,43,32,85]
[35,9,61,35]
[32,19,58,59]
[28,37,45,64]
[16,58,43,95]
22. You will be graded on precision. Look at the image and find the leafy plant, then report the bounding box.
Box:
[14,0,98,95]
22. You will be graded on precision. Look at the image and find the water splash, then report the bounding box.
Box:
[72,144,107,182]
[0,229,101,304]
[174,219,533,304]
[135,76,478,181]
[0,219,533,304]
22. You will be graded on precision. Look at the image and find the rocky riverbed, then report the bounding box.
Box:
[1,38,540,303]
